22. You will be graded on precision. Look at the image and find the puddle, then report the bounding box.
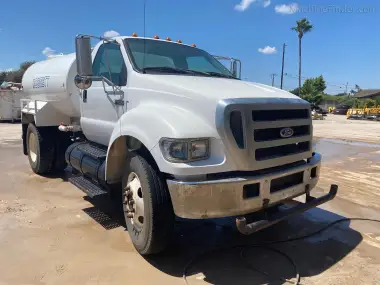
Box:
[313,138,380,163]
[316,138,380,149]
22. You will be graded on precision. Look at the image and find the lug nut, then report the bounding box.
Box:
[127,213,134,218]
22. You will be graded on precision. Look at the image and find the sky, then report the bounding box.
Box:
[0,0,379,94]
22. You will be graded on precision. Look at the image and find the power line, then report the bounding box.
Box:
[283,73,355,89]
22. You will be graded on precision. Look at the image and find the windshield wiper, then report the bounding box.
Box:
[142,67,237,79]
[202,71,237,79]
[142,67,194,75]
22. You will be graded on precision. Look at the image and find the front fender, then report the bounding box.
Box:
[110,103,217,150]
[105,103,220,181]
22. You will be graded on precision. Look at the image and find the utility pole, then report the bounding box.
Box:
[345,82,349,95]
[270,74,277,87]
[280,43,286,89]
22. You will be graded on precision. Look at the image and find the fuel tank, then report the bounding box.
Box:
[65,142,107,186]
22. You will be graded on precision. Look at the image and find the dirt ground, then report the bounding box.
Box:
[1,116,380,285]
[313,114,380,143]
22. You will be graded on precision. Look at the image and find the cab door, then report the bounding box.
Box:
[80,42,128,146]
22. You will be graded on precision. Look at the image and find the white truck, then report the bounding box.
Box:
[21,34,337,255]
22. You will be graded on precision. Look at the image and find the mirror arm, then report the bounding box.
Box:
[89,75,123,95]
[76,34,120,46]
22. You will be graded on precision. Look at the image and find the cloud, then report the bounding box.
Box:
[42,47,56,58]
[274,3,299,14]
[234,0,256,11]
[258,46,277,54]
[263,0,271,8]
[104,30,120,38]
[234,0,270,11]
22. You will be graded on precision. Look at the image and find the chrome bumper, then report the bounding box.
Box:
[236,184,338,235]
[167,153,322,219]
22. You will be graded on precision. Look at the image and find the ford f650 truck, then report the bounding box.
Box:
[21,34,337,255]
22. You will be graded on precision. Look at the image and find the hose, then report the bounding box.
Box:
[182,218,380,285]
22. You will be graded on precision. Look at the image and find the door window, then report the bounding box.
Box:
[93,43,127,86]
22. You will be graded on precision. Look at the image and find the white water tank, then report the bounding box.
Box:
[22,54,81,118]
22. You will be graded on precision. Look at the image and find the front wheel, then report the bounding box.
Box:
[122,154,174,255]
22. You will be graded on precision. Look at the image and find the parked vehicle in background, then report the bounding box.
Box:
[310,104,328,116]
[20,33,337,255]
[331,104,351,115]
[0,90,24,122]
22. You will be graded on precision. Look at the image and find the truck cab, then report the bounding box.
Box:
[21,34,337,255]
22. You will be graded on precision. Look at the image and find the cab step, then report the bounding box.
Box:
[77,143,107,160]
[69,175,108,198]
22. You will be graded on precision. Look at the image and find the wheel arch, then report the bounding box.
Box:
[105,134,158,184]
[105,104,216,183]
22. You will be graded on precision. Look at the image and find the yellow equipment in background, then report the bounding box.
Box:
[347,105,380,120]
[328,106,335,113]
[346,108,365,119]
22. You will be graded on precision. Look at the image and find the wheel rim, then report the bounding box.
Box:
[123,172,144,229]
[28,132,37,163]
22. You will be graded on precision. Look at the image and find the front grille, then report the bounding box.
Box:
[270,171,304,193]
[217,99,312,171]
[255,141,310,161]
[254,125,310,142]
[252,109,309,121]
[230,111,245,149]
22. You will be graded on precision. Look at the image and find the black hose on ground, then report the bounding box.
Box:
[183,218,380,285]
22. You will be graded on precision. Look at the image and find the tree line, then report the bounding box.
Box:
[0,61,36,85]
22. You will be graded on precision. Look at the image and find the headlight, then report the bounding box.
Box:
[160,138,210,162]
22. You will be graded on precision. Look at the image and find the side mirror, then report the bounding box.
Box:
[231,60,238,78]
[75,36,93,77]
[74,75,92,90]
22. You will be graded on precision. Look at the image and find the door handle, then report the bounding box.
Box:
[83,90,87,103]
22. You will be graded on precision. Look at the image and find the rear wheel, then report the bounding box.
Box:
[26,124,55,175]
[122,154,174,255]
[54,132,71,172]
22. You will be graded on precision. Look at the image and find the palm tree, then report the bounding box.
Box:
[292,18,313,97]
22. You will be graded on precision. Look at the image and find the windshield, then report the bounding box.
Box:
[124,38,235,78]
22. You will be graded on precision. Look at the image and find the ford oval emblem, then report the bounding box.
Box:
[280,127,294,138]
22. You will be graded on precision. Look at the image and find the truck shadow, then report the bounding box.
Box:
[81,193,362,284]
[145,208,362,284]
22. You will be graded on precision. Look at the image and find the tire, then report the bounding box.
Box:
[26,124,55,175]
[54,133,71,172]
[122,154,174,255]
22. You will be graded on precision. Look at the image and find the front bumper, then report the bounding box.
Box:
[236,184,338,235]
[167,152,322,219]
